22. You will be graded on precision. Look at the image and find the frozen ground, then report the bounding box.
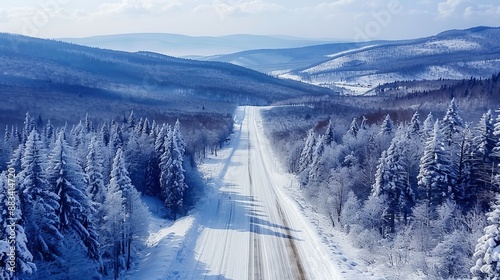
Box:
[127,106,384,279]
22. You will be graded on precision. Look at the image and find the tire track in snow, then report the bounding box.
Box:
[248,130,263,280]
[276,201,305,280]
[250,109,305,280]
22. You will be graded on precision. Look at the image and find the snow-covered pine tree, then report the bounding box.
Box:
[298,129,316,173]
[417,120,453,208]
[422,112,434,140]
[173,119,186,156]
[100,122,110,147]
[84,113,92,134]
[379,114,394,136]
[347,118,359,138]
[360,116,368,130]
[18,129,62,262]
[144,124,169,197]
[409,111,421,137]
[47,132,100,262]
[473,111,495,162]
[110,123,124,152]
[102,148,148,277]
[134,117,143,136]
[44,119,55,145]
[490,109,500,177]
[372,131,414,235]
[324,118,335,146]
[127,111,136,129]
[22,112,35,143]
[471,194,500,279]
[159,129,188,219]
[86,136,106,205]
[0,172,36,278]
[142,118,151,136]
[308,135,326,183]
[441,98,465,148]
[71,120,85,150]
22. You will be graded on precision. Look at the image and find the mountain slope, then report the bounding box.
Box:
[207,26,500,95]
[203,42,385,74]
[59,33,331,57]
[0,33,334,123]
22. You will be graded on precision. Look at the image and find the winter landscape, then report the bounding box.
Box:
[2,1,500,280]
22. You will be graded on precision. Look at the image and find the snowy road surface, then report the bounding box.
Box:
[129,106,380,280]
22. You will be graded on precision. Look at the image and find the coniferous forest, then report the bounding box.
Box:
[262,95,500,278]
[0,111,213,279]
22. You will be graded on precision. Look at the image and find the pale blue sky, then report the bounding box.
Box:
[1,0,499,40]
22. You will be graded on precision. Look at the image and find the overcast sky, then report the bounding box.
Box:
[1,0,499,40]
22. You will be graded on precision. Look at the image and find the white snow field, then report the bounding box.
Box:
[128,107,382,280]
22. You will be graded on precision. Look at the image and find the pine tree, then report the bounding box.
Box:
[466,112,497,208]
[45,119,54,144]
[441,98,464,147]
[474,110,495,162]
[372,131,414,235]
[298,129,316,173]
[309,135,326,182]
[22,112,34,143]
[142,118,151,136]
[422,112,434,140]
[324,118,335,146]
[85,113,92,134]
[360,116,368,130]
[102,148,148,277]
[0,172,36,278]
[110,123,124,152]
[86,136,106,205]
[100,123,110,146]
[347,118,359,138]
[409,111,421,136]
[417,120,453,208]
[159,130,188,219]
[471,194,500,279]
[47,132,100,261]
[490,109,500,174]
[173,119,186,156]
[144,124,169,197]
[379,114,394,135]
[18,129,62,262]
[127,111,136,129]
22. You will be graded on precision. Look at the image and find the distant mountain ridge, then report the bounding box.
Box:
[59,33,333,57]
[206,26,500,95]
[0,33,334,124]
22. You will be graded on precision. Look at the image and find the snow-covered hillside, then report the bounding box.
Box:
[207,26,500,95]
[127,107,381,279]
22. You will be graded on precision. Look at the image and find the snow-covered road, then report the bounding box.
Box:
[186,106,344,279]
[129,106,379,280]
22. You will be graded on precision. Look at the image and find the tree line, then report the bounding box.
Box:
[292,99,500,278]
[0,111,199,279]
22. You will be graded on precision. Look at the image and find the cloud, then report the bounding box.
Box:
[96,0,181,17]
[195,0,285,20]
[463,4,500,18]
[316,0,356,10]
[0,9,8,23]
[437,0,466,19]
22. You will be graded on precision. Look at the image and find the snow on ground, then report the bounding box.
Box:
[127,106,384,280]
[326,45,378,58]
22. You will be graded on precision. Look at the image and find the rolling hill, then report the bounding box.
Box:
[59,33,332,57]
[207,26,500,95]
[0,33,334,124]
